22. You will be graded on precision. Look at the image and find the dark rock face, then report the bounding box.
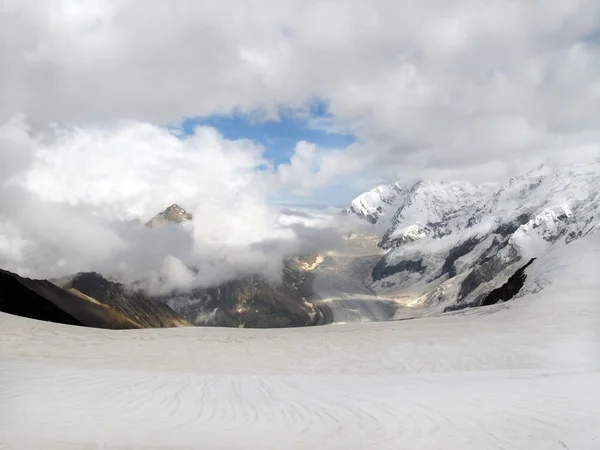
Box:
[64,272,191,328]
[565,216,596,244]
[456,236,518,301]
[164,258,323,328]
[371,257,426,282]
[0,269,84,326]
[479,258,536,306]
[444,258,536,313]
[451,213,540,302]
[492,213,531,237]
[444,258,535,312]
[0,269,141,329]
[1,265,319,329]
[466,216,479,228]
[458,253,515,302]
[442,301,471,313]
[437,236,482,279]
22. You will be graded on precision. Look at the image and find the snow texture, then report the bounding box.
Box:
[0,231,599,449]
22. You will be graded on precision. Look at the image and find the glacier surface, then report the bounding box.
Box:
[1,230,599,449]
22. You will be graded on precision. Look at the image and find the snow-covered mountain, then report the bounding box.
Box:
[379,180,494,249]
[346,160,600,315]
[344,182,409,225]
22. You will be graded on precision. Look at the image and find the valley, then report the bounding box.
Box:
[2,161,599,330]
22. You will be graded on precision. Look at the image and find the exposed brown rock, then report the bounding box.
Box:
[0,269,142,329]
[145,204,193,228]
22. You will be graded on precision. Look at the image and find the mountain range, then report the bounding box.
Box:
[0,204,326,329]
[1,160,598,329]
[345,160,600,315]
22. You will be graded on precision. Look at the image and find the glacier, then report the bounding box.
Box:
[0,228,599,449]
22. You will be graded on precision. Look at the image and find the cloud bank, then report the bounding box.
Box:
[0,116,341,289]
[3,0,600,190]
[2,0,600,286]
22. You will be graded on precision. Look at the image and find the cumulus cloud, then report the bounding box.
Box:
[0,116,340,289]
[3,0,600,188]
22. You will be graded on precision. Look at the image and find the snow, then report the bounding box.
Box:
[341,161,600,314]
[347,182,408,226]
[385,181,491,240]
[1,233,599,449]
[347,162,600,251]
[391,223,432,243]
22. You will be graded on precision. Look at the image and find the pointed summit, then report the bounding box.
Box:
[145,204,193,228]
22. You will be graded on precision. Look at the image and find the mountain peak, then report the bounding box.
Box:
[145,204,193,228]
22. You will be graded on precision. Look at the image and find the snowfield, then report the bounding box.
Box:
[1,233,599,449]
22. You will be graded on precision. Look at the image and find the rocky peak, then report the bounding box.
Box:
[145,204,193,228]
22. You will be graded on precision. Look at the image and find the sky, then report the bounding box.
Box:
[179,102,356,167]
[1,0,600,285]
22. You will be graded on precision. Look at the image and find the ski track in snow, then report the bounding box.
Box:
[1,236,600,449]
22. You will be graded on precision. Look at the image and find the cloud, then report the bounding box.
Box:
[2,0,600,286]
[21,121,268,219]
[276,141,318,191]
[0,114,34,183]
[0,116,340,289]
[3,0,600,190]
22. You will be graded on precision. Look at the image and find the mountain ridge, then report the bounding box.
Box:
[346,160,600,315]
[145,203,193,228]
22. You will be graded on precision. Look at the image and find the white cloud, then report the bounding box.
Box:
[276,141,317,191]
[2,0,599,186]
[0,116,340,286]
[2,0,600,282]
[22,121,267,219]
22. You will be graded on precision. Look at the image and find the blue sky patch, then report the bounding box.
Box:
[177,102,355,167]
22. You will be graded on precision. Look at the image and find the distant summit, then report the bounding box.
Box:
[145,204,193,228]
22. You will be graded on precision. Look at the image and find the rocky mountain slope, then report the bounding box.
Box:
[346,160,600,315]
[0,269,143,329]
[57,272,192,328]
[145,203,193,228]
[163,255,324,328]
[142,204,326,327]
[0,204,327,329]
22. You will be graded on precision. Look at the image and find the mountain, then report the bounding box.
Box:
[344,182,408,225]
[378,180,493,249]
[0,202,328,329]
[163,255,326,328]
[141,204,327,327]
[57,272,192,328]
[346,160,600,315]
[0,203,196,329]
[145,203,193,228]
[0,269,143,329]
